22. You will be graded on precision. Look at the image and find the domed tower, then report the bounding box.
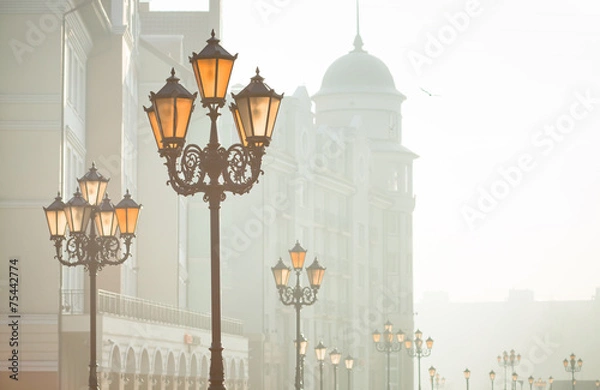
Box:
[313,33,406,142]
[310,25,417,390]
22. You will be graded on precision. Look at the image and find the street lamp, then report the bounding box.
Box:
[372,320,405,390]
[330,348,342,390]
[435,373,446,390]
[272,242,325,390]
[528,376,535,390]
[512,373,519,390]
[549,377,553,390]
[534,377,547,390]
[490,370,496,390]
[464,368,471,390]
[404,329,434,390]
[295,334,308,386]
[563,353,583,390]
[146,30,283,390]
[498,350,522,390]
[44,164,141,390]
[315,341,327,390]
[345,355,354,390]
[429,366,437,390]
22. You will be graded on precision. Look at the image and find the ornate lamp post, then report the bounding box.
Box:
[372,320,405,390]
[272,242,325,390]
[512,373,519,390]
[490,370,496,390]
[404,329,434,390]
[345,355,354,390]
[146,30,283,390]
[43,164,141,390]
[548,376,553,390]
[330,348,342,390]
[429,367,437,390]
[498,350,522,390]
[315,341,327,390]
[464,369,471,390]
[563,353,583,390]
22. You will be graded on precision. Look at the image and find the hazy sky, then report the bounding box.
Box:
[147,0,600,302]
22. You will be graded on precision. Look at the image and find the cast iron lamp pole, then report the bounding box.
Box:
[512,373,519,390]
[404,329,434,390]
[372,320,405,390]
[271,242,326,390]
[429,367,436,390]
[44,164,141,390]
[498,350,521,390]
[345,355,354,390]
[330,348,342,390]
[315,341,327,390]
[146,30,283,390]
[490,370,496,390]
[464,369,470,390]
[563,353,583,390]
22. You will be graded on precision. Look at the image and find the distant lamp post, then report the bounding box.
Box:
[404,329,434,390]
[272,242,325,390]
[372,320,405,390]
[315,341,327,390]
[435,373,446,390]
[498,350,522,390]
[490,370,497,390]
[595,380,599,390]
[512,373,519,390]
[429,367,437,390]
[528,376,535,390]
[548,377,553,390]
[345,355,354,390]
[44,164,141,390]
[464,369,471,390]
[534,377,547,390]
[330,348,342,390]
[563,353,583,390]
[146,29,283,390]
[295,334,308,385]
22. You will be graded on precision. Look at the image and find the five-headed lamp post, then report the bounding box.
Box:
[372,320,405,390]
[404,329,434,390]
[563,353,583,390]
[145,30,283,390]
[44,164,141,390]
[271,241,326,390]
[498,350,521,390]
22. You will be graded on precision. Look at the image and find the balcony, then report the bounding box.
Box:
[61,289,244,336]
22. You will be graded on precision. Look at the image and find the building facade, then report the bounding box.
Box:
[0,1,248,389]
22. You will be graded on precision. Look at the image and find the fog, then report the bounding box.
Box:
[1,0,599,389]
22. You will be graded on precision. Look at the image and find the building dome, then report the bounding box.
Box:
[315,34,401,96]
